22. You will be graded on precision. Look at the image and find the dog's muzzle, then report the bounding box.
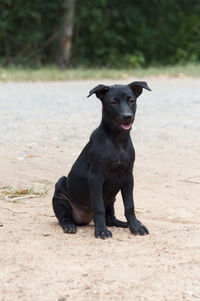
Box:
[121,113,133,130]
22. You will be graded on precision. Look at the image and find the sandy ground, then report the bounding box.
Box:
[0,78,200,301]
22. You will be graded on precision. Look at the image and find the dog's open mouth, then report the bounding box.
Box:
[121,123,132,130]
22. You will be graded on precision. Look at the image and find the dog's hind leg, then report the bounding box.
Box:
[52,176,77,234]
[106,200,128,228]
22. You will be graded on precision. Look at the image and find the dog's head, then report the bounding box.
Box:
[87,81,151,132]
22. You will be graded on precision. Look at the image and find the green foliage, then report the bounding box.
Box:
[0,0,64,65]
[0,0,200,66]
[73,0,200,67]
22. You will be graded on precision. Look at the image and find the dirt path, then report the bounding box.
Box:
[0,78,200,301]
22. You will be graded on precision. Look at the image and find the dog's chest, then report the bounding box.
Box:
[103,156,130,192]
[106,148,131,178]
[110,157,129,172]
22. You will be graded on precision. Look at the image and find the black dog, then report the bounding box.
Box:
[52,81,151,239]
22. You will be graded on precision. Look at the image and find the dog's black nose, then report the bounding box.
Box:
[122,113,132,120]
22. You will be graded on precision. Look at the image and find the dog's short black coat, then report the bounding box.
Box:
[52,81,151,239]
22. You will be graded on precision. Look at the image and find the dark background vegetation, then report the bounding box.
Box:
[0,0,200,68]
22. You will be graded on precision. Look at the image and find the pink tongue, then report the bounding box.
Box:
[121,124,131,130]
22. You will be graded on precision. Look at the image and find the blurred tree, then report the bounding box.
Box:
[57,0,76,67]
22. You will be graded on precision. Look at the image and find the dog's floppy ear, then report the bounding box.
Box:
[87,84,109,100]
[128,81,151,97]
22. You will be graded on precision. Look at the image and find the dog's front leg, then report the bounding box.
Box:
[121,174,149,235]
[87,171,112,239]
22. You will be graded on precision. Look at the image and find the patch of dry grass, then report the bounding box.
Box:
[0,185,48,202]
[1,63,200,82]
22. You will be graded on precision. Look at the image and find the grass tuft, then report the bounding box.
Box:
[0,185,48,202]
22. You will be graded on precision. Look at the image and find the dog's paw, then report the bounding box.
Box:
[95,229,112,239]
[107,218,128,228]
[62,224,77,234]
[129,219,149,236]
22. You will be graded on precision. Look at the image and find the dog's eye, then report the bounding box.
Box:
[129,99,135,104]
[110,99,118,105]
